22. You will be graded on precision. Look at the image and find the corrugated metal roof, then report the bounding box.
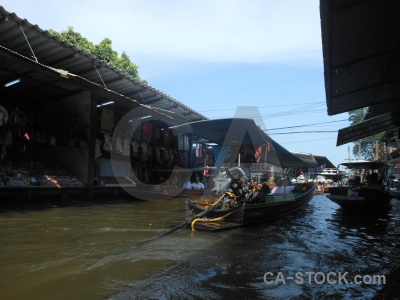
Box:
[0,6,207,122]
[336,112,400,146]
[0,43,188,125]
[320,0,400,145]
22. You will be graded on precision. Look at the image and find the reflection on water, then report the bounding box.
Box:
[0,195,399,299]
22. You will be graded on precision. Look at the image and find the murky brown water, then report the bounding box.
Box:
[0,195,399,299]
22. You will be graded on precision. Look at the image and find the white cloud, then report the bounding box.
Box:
[4,0,322,73]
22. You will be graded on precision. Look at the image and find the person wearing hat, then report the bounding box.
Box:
[228,179,244,201]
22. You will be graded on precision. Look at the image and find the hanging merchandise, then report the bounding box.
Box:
[147,145,151,162]
[122,138,130,156]
[162,128,171,147]
[115,136,123,153]
[130,118,141,141]
[178,134,183,150]
[155,146,160,162]
[168,149,174,165]
[95,138,102,158]
[103,134,113,152]
[184,135,189,150]
[131,140,139,158]
[140,142,148,161]
[0,106,8,126]
[183,151,188,168]
[164,147,169,163]
[142,121,152,143]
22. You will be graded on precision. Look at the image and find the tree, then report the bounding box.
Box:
[49,26,95,54]
[48,27,141,79]
[92,38,118,65]
[116,51,140,79]
[348,109,384,160]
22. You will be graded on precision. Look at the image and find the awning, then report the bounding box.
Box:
[291,152,318,168]
[337,111,400,146]
[320,0,400,145]
[339,161,386,170]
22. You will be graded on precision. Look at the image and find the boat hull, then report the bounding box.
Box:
[186,185,316,227]
[327,187,393,213]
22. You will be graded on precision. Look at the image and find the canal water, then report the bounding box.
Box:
[0,195,399,300]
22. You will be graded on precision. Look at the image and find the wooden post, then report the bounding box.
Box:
[87,94,97,201]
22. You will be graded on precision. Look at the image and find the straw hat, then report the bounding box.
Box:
[0,106,8,126]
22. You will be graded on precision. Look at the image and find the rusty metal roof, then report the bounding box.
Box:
[320,0,400,145]
[0,6,207,122]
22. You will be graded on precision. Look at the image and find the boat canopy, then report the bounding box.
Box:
[340,161,387,170]
[291,152,318,168]
[171,118,314,168]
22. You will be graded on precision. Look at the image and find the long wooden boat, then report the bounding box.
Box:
[169,118,317,231]
[186,184,316,231]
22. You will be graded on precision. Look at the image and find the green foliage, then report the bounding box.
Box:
[49,26,95,54]
[92,38,118,65]
[348,109,384,160]
[48,27,140,79]
[116,52,140,78]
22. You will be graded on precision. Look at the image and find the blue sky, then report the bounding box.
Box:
[4,0,353,166]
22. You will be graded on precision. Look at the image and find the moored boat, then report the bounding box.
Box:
[326,161,393,214]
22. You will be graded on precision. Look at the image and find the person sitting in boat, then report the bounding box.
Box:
[366,172,384,190]
[191,175,205,190]
[331,176,340,187]
[271,176,295,194]
[247,182,263,203]
[260,174,271,196]
[296,171,307,183]
[239,176,250,193]
[227,179,244,201]
[348,176,362,195]
[182,176,192,190]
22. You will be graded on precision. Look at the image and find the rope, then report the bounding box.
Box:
[207,191,232,207]
[20,26,38,62]
[191,211,235,231]
[94,64,107,89]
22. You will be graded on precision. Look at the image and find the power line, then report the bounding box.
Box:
[269,131,339,135]
[267,119,348,131]
[134,32,321,59]
[200,102,324,113]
